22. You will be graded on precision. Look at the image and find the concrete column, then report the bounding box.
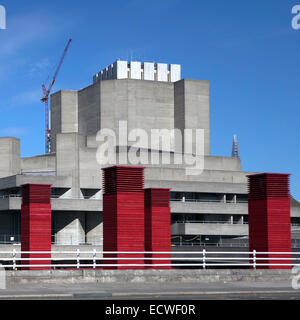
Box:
[174,79,210,156]
[50,90,79,152]
[0,138,21,178]
[56,133,85,198]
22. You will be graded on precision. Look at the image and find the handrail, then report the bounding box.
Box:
[0,250,299,270]
[172,220,248,225]
[171,199,248,204]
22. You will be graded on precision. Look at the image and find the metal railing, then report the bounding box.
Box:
[172,220,248,225]
[51,235,103,246]
[171,242,249,248]
[0,235,20,244]
[0,194,100,200]
[171,198,224,203]
[0,250,300,270]
[51,195,100,200]
[0,194,21,199]
[171,198,248,204]
[172,239,300,249]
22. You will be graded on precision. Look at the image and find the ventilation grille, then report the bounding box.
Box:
[248,173,290,200]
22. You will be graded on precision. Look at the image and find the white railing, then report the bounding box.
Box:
[171,199,248,204]
[0,194,100,200]
[0,250,299,270]
[172,220,248,225]
[0,194,21,199]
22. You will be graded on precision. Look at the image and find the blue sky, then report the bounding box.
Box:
[0,0,299,199]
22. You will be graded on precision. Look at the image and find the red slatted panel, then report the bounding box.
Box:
[248,174,291,269]
[21,184,52,270]
[144,188,171,269]
[103,166,144,194]
[102,166,145,269]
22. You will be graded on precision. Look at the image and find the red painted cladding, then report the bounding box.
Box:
[144,188,171,269]
[102,166,145,269]
[248,174,291,269]
[21,184,52,270]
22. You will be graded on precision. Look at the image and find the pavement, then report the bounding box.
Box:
[0,280,299,300]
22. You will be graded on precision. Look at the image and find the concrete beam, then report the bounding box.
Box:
[171,222,248,236]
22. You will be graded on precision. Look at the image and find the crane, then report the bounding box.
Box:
[41,38,72,154]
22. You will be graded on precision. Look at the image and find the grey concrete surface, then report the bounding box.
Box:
[171,222,248,236]
[0,277,299,300]
[3,269,297,286]
[0,138,20,178]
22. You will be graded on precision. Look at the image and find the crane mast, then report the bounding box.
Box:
[41,38,72,154]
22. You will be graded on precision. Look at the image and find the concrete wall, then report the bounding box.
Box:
[170,202,248,215]
[0,138,20,178]
[4,269,297,286]
[174,80,210,156]
[76,138,244,189]
[98,79,175,150]
[21,154,56,173]
[171,222,248,236]
[56,133,85,198]
[79,145,102,189]
[50,90,78,152]
[78,83,101,137]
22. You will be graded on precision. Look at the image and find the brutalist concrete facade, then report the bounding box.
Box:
[0,61,299,247]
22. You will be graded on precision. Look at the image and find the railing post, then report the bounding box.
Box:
[77,249,80,269]
[93,249,96,269]
[253,249,256,270]
[203,249,206,269]
[12,249,16,270]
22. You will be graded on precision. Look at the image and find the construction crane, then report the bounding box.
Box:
[41,38,72,154]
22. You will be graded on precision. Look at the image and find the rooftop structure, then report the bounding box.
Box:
[93,60,181,84]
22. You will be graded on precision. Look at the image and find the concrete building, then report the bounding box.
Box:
[0,60,299,248]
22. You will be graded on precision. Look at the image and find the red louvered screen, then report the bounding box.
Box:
[102,166,145,269]
[144,188,171,269]
[21,184,52,270]
[247,173,291,269]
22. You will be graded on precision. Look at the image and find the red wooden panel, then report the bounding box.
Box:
[144,188,171,269]
[102,167,145,269]
[21,184,52,270]
[247,174,291,269]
